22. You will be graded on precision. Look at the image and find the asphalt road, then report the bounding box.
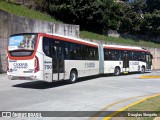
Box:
[0,71,160,120]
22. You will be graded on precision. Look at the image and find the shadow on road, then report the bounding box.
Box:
[12,72,150,89]
[12,75,101,89]
[12,81,70,89]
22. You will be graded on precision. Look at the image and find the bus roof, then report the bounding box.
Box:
[103,44,150,52]
[9,33,150,52]
[39,33,99,47]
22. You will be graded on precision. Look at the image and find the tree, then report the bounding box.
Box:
[48,0,119,34]
[141,10,160,36]
[146,0,160,13]
[130,0,146,13]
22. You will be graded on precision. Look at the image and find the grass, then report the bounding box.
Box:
[1,1,160,48]
[0,1,60,23]
[80,31,160,48]
[111,95,160,120]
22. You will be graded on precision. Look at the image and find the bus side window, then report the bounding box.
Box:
[113,50,120,60]
[43,37,50,57]
[133,52,138,61]
[69,43,76,60]
[139,52,146,61]
[104,49,111,60]
[89,47,94,60]
[118,51,122,60]
[64,42,70,60]
[52,46,57,58]
[128,51,133,60]
[94,48,98,60]
[81,45,86,60]
[64,47,69,59]
[76,44,81,60]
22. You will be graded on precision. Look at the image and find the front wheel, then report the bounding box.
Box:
[68,70,77,84]
[141,66,145,73]
[114,67,120,76]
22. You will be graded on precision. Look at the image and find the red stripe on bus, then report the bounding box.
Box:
[39,33,98,48]
[7,33,98,60]
[103,46,150,53]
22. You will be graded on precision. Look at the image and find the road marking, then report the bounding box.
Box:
[103,93,160,120]
[123,72,128,74]
[140,75,160,79]
[89,95,143,120]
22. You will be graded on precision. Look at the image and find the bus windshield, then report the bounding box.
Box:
[8,34,38,57]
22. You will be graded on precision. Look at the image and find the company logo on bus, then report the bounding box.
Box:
[85,62,95,68]
[131,61,139,65]
[13,63,28,69]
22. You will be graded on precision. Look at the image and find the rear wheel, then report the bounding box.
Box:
[68,70,77,84]
[114,67,120,76]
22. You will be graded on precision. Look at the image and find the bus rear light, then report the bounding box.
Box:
[7,57,9,72]
[34,56,40,73]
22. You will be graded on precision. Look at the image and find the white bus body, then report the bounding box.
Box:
[99,44,152,75]
[7,33,99,83]
[7,33,153,83]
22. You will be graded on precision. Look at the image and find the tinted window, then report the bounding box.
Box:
[104,49,122,60]
[43,37,50,57]
[43,37,98,60]
[10,51,33,56]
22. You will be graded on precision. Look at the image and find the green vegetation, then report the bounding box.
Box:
[124,95,160,120]
[32,0,160,39]
[80,31,160,48]
[112,95,160,120]
[126,96,160,120]
[0,1,60,22]
[1,0,160,48]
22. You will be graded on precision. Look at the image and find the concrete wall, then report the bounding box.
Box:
[0,10,79,73]
[0,9,160,73]
[149,48,160,70]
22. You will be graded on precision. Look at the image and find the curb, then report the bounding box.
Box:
[89,95,143,120]
[103,93,160,120]
[140,75,160,79]
[0,73,7,76]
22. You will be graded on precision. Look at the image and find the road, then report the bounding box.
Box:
[0,71,160,120]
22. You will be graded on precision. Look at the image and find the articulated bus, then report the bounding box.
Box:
[7,33,153,83]
[99,44,153,76]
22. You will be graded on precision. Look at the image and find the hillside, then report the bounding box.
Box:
[0,0,160,48]
[0,1,59,22]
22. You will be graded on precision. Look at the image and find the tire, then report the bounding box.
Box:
[114,67,120,76]
[141,66,145,73]
[68,70,77,84]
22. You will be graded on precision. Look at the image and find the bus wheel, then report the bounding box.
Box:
[69,70,77,84]
[114,67,120,76]
[141,66,145,73]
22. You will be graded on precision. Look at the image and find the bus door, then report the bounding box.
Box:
[146,54,152,70]
[123,51,129,72]
[51,41,64,81]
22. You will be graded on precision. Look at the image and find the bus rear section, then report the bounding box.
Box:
[7,33,43,80]
[100,44,153,75]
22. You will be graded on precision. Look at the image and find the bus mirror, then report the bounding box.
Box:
[151,54,153,59]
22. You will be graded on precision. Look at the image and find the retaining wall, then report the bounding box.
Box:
[0,9,160,73]
[0,10,79,73]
